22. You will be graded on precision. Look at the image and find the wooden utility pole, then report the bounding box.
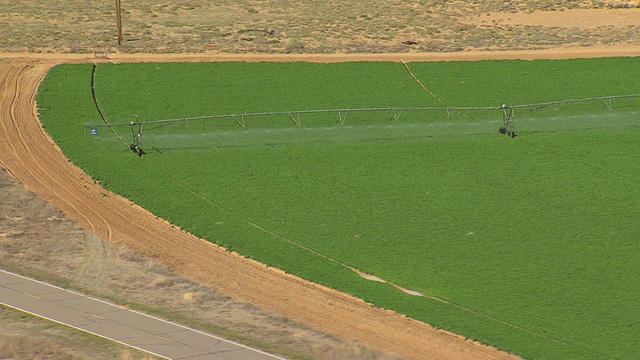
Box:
[115,0,123,45]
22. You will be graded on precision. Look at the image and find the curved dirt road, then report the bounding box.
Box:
[1,47,638,359]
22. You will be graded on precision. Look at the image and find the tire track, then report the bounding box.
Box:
[0,63,112,241]
[0,64,27,158]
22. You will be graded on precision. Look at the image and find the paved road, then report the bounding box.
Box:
[0,269,285,360]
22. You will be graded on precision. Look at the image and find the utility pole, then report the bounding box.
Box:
[115,0,123,45]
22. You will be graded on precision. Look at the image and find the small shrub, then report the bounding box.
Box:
[284,38,304,51]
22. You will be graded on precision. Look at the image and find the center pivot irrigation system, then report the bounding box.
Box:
[85,93,640,156]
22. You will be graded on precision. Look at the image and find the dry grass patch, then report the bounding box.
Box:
[0,168,399,360]
[0,306,157,360]
[0,0,637,54]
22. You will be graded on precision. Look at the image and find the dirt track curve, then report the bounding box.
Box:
[1,48,638,359]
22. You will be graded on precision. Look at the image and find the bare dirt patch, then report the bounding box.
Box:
[468,8,640,28]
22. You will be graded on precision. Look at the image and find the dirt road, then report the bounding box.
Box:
[1,46,639,359]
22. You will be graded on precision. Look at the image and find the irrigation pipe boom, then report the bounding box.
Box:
[84,93,639,128]
[85,93,640,138]
[86,106,495,128]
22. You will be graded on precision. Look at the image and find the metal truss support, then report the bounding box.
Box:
[391,108,402,122]
[446,107,457,117]
[288,112,301,126]
[337,110,348,125]
[233,115,246,129]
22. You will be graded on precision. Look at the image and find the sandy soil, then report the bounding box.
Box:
[3,43,640,63]
[1,5,639,359]
[468,8,640,28]
[2,1,638,54]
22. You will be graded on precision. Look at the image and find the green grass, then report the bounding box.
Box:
[37,58,640,359]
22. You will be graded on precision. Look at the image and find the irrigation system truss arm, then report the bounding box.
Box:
[83,94,640,130]
[84,106,494,129]
[508,94,640,110]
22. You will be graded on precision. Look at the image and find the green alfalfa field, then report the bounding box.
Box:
[37,58,640,359]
